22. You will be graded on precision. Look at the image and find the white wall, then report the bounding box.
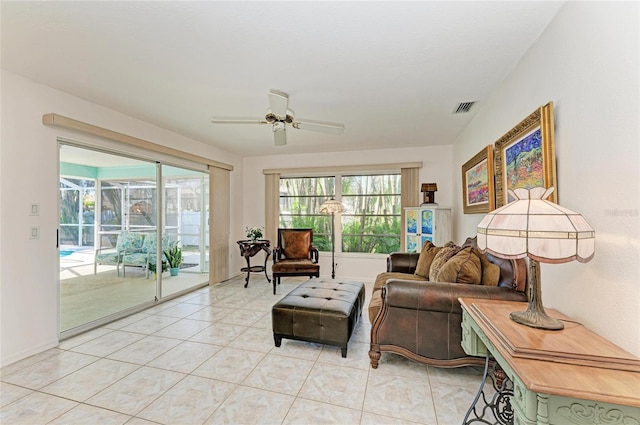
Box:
[241,146,453,282]
[0,70,243,366]
[452,2,640,356]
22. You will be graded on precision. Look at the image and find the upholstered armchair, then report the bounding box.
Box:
[271,228,320,294]
[94,231,144,276]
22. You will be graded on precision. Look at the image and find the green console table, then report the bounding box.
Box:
[459,298,640,425]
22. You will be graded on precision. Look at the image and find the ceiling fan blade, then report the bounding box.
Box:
[293,119,345,135]
[268,90,289,118]
[273,128,287,146]
[211,118,267,125]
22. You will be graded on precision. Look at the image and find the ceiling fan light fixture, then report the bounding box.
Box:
[210,89,344,147]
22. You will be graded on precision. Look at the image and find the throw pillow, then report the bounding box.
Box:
[435,246,482,285]
[414,241,442,278]
[428,242,461,282]
[473,248,500,286]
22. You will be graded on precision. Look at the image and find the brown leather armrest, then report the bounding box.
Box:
[273,246,319,263]
[383,279,527,315]
[386,252,420,274]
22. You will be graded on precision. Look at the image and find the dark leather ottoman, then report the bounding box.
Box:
[272,278,365,357]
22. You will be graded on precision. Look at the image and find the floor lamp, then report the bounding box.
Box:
[319,198,346,279]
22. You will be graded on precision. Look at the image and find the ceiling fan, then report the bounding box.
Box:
[211,90,345,146]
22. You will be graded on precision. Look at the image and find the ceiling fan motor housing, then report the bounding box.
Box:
[265,111,294,124]
[212,89,344,146]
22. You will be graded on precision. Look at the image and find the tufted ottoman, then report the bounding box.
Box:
[272,278,365,357]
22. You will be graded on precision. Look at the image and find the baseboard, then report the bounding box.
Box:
[1,338,60,369]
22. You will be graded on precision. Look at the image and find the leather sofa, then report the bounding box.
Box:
[368,237,528,368]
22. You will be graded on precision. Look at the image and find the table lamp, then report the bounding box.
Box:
[319,198,346,279]
[477,187,595,330]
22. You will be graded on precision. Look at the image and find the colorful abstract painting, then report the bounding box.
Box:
[504,127,543,202]
[494,102,556,206]
[462,145,494,213]
[465,158,489,206]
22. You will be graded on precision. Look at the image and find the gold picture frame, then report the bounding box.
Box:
[494,102,557,206]
[462,145,495,214]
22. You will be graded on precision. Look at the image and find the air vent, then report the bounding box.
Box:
[453,101,477,114]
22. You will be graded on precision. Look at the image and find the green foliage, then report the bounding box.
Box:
[245,226,264,240]
[341,216,401,253]
[148,260,168,273]
[279,174,402,254]
[59,189,80,224]
[164,242,183,268]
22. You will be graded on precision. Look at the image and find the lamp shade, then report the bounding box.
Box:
[319,199,346,214]
[477,187,594,264]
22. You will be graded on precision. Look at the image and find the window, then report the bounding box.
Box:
[341,174,401,253]
[59,177,96,246]
[279,177,334,251]
[279,173,401,254]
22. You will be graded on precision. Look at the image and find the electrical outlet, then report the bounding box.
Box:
[30,204,39,216]
[30,226,40,239]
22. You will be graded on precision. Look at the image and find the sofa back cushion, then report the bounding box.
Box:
[428,244,461,281]
[462,236,526,291]
[476,249,500,286]
[414,241,442,278]
[434,246,482,285]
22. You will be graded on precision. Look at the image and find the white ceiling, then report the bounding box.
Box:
[1,1,564,157]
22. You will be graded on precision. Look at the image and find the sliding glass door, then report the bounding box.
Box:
[59,144,209,336]
[160,165,209,298]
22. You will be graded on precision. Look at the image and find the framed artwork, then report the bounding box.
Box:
[462,145,495,214]
[494,102,557,206]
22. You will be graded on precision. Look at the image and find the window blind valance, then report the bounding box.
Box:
[43,113,233,171]
[263,162,422,177]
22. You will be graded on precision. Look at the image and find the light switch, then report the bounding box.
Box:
[30,204,39,216]
[30,226,40,239]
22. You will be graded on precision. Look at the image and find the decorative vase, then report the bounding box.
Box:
[170,267,179,276]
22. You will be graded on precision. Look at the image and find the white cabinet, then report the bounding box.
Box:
[404,207,451,253]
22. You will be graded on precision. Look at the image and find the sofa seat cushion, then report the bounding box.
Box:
[272,259,320,273]
[369,272,427,323]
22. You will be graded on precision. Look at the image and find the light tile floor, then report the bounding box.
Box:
[1,275,485,425]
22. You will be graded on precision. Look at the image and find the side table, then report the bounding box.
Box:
[459,297,640,425]
[237,239,271,288]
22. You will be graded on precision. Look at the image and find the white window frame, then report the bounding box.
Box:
[278,172,402,256]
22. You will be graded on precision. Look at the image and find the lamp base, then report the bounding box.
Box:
[510,309,564,330]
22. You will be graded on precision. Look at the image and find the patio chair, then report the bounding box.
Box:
[94,231,145,276]
[121,233,171,278]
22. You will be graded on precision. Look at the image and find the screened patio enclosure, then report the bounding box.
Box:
[59,144,210,334]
